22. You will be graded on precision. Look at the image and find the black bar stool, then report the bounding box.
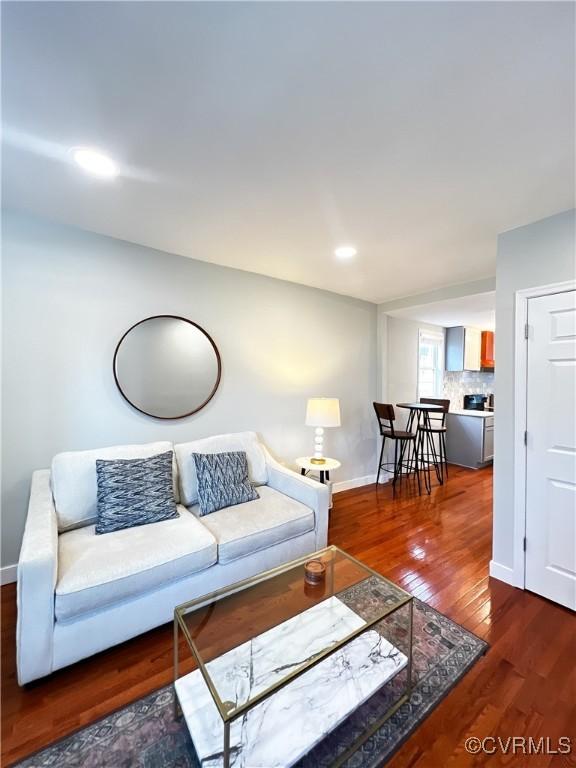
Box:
[373,402,420,494]
[419,397,450,483]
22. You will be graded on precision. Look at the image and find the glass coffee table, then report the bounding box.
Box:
[174,545,413,768]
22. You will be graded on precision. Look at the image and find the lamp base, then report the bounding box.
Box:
[310,457,327,465]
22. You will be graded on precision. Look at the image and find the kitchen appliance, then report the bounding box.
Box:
[487,393,494,410]
[464,394,488,411]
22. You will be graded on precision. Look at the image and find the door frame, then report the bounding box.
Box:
[512,279,576,589]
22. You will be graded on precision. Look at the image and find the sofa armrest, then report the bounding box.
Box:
[264,454,329,550]
[17,469,58,684]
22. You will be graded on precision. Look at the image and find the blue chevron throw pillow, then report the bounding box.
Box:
[193,451,259,516]
[95,451,178,534]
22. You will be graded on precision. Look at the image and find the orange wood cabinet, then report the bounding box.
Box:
[481,330,495,369]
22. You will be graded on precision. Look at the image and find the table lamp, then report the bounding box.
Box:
[305,398,341,464]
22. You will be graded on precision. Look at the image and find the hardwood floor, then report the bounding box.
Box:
[2,465,575,766]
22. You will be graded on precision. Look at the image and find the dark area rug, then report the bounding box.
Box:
[12,596,487,768]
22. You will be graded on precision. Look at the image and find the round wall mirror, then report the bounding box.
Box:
[113,315,221,419]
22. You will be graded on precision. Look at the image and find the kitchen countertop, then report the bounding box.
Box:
[449,409,495,418]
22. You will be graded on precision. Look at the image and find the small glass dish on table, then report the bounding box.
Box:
[173,545,414,768]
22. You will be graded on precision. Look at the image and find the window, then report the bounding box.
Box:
[418,330,444,398]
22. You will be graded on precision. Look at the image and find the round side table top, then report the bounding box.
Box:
[296,457,341,472]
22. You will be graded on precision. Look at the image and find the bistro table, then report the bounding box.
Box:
[396,402,445,494]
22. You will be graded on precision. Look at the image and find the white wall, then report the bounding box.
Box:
[380,314,445,409]
[492,208,575,579]
[1,212,378,567]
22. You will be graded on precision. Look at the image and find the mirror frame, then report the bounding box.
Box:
[112,314,222,419]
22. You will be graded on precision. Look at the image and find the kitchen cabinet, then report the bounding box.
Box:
[481,330,495,370]
[483,418,494,461]
[445,327,482,371]
[446,412,494,468]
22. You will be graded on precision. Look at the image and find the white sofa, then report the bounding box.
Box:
[17,432,329,685]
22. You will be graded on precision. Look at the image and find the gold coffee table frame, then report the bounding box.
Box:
[174,545,413,768]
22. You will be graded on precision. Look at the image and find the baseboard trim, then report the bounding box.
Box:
[1,564,17,585]
[332,474,377,493]
[489,560,521,588]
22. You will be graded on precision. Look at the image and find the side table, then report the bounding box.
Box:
[295,456,341,485]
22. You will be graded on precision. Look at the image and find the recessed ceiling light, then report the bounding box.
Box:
[71,147,118,178]
[334,245,358,260]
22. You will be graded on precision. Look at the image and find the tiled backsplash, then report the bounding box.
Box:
[443,371,495,409]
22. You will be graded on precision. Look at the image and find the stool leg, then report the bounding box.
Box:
[398,438,407,485]
[437,432,444,483]
[424,429,432,495]
[428,431,442,485]
[392,440,399,489]
[376,435,386,485]
[413,438,421,495]
[401,438,412,486]
[406,438,414,474]
[441,431,448,480]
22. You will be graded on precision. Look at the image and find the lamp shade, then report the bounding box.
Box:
[305,398,341,428]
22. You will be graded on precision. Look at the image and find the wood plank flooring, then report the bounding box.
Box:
[2,465,575,766]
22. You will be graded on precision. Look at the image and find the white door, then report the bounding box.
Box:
[525,290,576,610]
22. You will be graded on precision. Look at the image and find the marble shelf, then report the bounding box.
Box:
[175,596,407,768]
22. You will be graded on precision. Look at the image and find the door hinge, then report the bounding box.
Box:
[523,537,527,552]
[524,430,528,446]
[524,323,530,340]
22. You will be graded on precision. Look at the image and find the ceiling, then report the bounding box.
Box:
[387,291,496,331]
[2,2,574,304]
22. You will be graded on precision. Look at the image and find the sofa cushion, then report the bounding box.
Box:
[189,486,315,564]
[175,432,267,507]
[55,505,216,621]
[51,441,177,532]
[193,451,259,516]
[96,451,178,534]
